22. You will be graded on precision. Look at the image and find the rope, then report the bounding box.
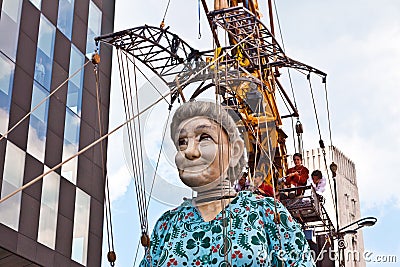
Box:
[130,98,172,267]
[117,49,148,236]
[324,81,334,159]
[307,75,337,227]
[0,61,91,142]
[145,109,172,212]
[132,53,149,234]
[272,0,299,154]
[217,29,229,264]
[276,82,297,152]
[94,61,116,265]
[307,74,323,142]
[132,239,142,267]
[252,38,263,180]
[162,0,171,21]
[198,0,202,39]
[253,25,283,249]
[104,183,113,260]
[122,52,170,106]
[160,0,172,28]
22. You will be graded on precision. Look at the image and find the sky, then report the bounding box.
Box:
[102,0,400,266]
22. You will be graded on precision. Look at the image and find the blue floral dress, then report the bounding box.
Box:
[140,191,315,267]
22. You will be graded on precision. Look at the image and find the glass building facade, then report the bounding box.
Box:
[0,0,115,266]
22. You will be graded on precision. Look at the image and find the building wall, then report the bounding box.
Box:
[295,146,366,267]
[0,0,114,266]
[332,147,365,267]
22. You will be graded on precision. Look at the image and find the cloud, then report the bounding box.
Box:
[107,166,132,203]
[0,55,13,82]
[0,108,9,135]
[326,26,400,209]
[279,8,400,210]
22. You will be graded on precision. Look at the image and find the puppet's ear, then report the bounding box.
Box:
[229,139,244,167]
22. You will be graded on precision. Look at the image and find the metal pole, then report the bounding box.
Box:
[267,0,275,37]
[333,177,343,266]
[333,177,339,232]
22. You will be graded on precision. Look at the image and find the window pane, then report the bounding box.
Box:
[41,169,60,210]
[30,82,49,122]
[71,188,90,265]
[37,16,56,58]
[2,0,22,22]
[0,181,22,230]
[86,1,101,57]
[2,141,25,187]
[35,15,55,90]
[57,0,75,40]
[61,140,78,184]
[29,0,42,10]
[64,108,80,145]
[0,141,25,230]
[27,83,49,162]
[38,170,60,249]
[0,53,15,134]
[38,205,57,248]
[0,0,22,61]
[61,109,80,184]
[67,45,84,115]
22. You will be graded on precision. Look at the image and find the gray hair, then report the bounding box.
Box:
[170,101,245,182]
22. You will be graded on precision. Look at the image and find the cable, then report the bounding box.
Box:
[198,0,202,39]
[131,53,149,234]
[307,75,337,226]
[160,0,172,28]
[94,59,116,265]
[253,24,283,249]
[323,81,334,159]
[117,49,148,236]
[132,239,141,267]
[145,109,172,213]
[307,74,322,142]
[272,0,299,154]
[122,52,170,106]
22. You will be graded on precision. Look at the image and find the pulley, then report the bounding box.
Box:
[92,51,100,65]
[295,120,303,135]
[107,251,116,265]
[141,233,151,247]
[319,139,325,149]
[330,162,338,178]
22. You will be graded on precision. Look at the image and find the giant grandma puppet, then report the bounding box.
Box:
[140,101,315,266]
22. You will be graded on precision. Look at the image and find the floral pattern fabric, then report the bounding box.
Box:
[140,191,315,267]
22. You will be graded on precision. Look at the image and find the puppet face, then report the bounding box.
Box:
[174,117,231,188]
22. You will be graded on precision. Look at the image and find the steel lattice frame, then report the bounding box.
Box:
[95,9,326,104]
[209,6,327,77]
[95,25,209,100]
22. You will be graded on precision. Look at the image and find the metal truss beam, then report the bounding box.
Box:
[208,7,327,77]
